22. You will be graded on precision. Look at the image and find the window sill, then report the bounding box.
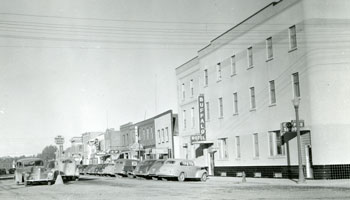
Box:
[249,108,256,112]
[218,117,224,119]
[253,157,259,160]
[235,158,241,161]
[268,155,286,159]
[268,103,277,107]
[288,47,298,53]
[216,79,222,83]
[247,66,254,70]
[230,73,237,77]
[266,57,273,62]
[233,113,239,116]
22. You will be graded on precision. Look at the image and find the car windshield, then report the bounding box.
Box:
[23,160,44,167]
[62,159,73,163]
[164,160,176,165]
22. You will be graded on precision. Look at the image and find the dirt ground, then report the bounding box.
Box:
[0,175,349,200]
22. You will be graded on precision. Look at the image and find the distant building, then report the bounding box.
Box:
[119,122,138,159]
[81,132,103,165]
[176,0,350,179]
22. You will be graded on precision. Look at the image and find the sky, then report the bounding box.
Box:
[0,0,274,157]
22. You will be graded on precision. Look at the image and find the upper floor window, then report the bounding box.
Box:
[181,83,185,100]
[250,87,256,110]
[183,110,186,129]
[247,47,253,68]
[289,25,297,50]
[204,69,208,86]
[216,63,222,81]
[191,107,195,128]
[230,55,236,76]
[158,130,161,144]
[269,80,276,104]
[233,92,238,114]
[218,97,223,118]
[206,102,210,121]
[162,129,165,143]
[292,72,300,97]
[190,79,194,97]
[165,127,169,142]
[266,37,273,60]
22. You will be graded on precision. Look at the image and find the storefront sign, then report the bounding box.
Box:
[198,94,206,138]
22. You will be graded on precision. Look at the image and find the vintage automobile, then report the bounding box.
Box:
[114,159,139,177]
[102,163,115,176]
[156,159,208,182]
[133,159,157,179]
[86,165,97,175]
[15,158,57,186]
[148,160,166,180]
[78,165,88,175]
[56,158,80,181]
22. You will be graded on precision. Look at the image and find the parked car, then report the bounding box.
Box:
[78,165,88,175]
[15,158,57,186]
[133,159,157,179]
[56,158,80,181]
[0,168,6,175]
[156,159,208,182]
[86,165,97,175]
[8,168,16,174]
[114,159,139,177]
[148,160,166,180]
[102,163,115,177]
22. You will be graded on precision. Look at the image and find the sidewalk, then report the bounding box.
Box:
[208,176,350,188]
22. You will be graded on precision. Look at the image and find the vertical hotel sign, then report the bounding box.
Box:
[191,94,206,144]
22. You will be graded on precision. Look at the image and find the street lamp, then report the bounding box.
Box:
[292,97,305,183]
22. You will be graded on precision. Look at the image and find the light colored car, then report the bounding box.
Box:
[156,159,208,182]
[102,163,115,176]
[56,158,80,181]
[15,158,56,186]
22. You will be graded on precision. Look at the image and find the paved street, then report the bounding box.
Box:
[0,175,349,200]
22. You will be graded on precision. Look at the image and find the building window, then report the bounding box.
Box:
[253,133,259,158]
[165,127,169,142]
[158,130,161,144]
[123,135,126,146]
[233,92,238,114]
[235,136,241,159]
[204,69,208,86]
[292,72,300,97]
[218,97,223,118]
[289,25,297,50]
[250,87,256,110]
[206,102,210,121]
[190,79,194,97]
[126,134,129,145]
[216,63,222,81]
[269,131,285,156]
[162,129,165,143]
[150,127,153,139]
[230,55,236,76]
[218,138,228,159]
[269,80,276,104]
[266,37,273,60]
[183,110,186,129]
[247,47,253,68]
[191,107,195,128]
[181,83,185,100]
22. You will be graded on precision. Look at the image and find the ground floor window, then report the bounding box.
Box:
[268,131,285,156]
[217,138,228,159]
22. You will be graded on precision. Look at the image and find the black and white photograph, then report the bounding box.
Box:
[0,0,349,199]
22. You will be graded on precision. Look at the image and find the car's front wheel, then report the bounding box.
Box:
[200,173,208,182]
[178,172,185,182]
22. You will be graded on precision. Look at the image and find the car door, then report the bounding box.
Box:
[186,161,197,178]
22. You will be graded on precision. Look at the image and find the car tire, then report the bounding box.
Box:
[178,172,185,182]
[200,173,208,182]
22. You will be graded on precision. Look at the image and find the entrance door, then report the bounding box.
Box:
[208,152,215,176]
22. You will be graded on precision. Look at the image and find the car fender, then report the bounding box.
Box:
[195,170,207,178]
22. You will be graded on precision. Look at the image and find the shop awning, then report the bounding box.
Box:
[191,140,214,144]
